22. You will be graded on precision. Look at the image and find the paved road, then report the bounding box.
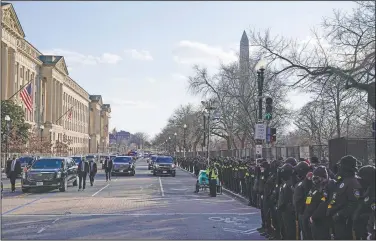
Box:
[1,158,264,240]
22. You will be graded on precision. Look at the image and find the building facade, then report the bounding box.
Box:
[1,3,110,155]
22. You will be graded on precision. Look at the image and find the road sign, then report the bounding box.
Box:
[254,123,266,140]
[255,145,263,155]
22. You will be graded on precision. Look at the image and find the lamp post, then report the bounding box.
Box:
[40,125,44,154]
[201,99,219,166]
[168,136,171,155]
[5,115,11,161]
[49,129,53,155]
[102,139,105,153]
[183,124,187,157]
[255,59,266,158]
[88,137,91,154]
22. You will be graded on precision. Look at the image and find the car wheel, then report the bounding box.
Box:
[22,188,29,193]
[73,176,78,186]
[59,178,67,192]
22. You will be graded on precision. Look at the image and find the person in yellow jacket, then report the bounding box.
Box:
[206,163,218,197]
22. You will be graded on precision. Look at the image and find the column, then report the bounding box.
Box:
[52,79,57,123]
[48,78,53,122]
[59,83,63,125]
[8,48,16,97]
[1,43,9,100]
[56,81,60,125]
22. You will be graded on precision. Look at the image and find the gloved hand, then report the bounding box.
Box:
[332,212,341,222]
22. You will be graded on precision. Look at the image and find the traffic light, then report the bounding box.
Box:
[271,128,277,142]
[265,97,273,120]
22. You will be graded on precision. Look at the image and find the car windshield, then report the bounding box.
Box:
[72,157,82,163]
[86,155,95,159]
[113,157,132,163]
[156,157,173,163]
[18,157,33,164]
[32,159,63,169]
[151,156,158,161]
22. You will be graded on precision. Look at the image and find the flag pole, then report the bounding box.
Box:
[6,80,32,101]
[54,105,74,125]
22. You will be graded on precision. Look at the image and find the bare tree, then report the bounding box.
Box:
[249,1,375,108]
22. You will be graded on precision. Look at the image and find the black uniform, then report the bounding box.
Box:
[89,160,97,186]
[104,158,113,181]
[326,155,362,240]
[277,163,296,240]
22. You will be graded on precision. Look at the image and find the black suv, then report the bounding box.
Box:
[111,156,135,176]
[21,157,78,193]
[153,156,176,177]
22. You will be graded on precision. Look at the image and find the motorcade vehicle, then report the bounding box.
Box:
[71,156,83,165]
[111,156,135,176]
[148,155,158,170]
[21,157,78,193]
[152,156,176,177]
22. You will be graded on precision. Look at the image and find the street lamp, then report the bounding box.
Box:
[5,115,11,161]
[40,125,44,142]
[88,137,91,154]
[201,99,219,166]
[102,139,105,153]
[49,129,53,155]
[183,124,187,157]
[255,59,266,121]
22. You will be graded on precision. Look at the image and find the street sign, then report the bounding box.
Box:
[255,145,263,155]
[254,123,266,140]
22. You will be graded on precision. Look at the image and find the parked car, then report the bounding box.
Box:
[111,156,135,176]
[21,157,78,193]
[153,156,176,177]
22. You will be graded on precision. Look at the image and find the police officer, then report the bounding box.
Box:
[267,159,283,240]
[293,161,312,240]
[326,155,362,240]
[207,163,218,197]
[277,162,296,240]
[353,165,375,240]
[104,156,113,181]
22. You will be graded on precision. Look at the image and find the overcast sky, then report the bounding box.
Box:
[11,1,357,137]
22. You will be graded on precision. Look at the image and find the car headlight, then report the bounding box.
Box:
[171,164,176,169]
[56,172,61,178]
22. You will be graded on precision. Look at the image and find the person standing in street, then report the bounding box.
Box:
[6,155,21,192]
[207,163,218,197]
[104,156,113,181]
[78,157,90,191]
[89,159,97,186]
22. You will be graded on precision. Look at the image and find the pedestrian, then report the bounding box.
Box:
[6,155,21,193]
[89,159,97,186]
[78,157,89,191]
[326,155,362,240]
[104,156,113,181]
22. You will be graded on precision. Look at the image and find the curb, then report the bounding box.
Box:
[178,167,250,204]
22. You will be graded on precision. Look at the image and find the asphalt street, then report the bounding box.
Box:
[1,158,264,240]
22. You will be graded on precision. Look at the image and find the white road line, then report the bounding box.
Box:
[37,226,48,234]
[91,184,110,197]
[51,218,59,224]
[3,212,259,217]
[159,177,164,197]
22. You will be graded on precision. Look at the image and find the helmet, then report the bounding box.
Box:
[285,157,297,166]
[357,165,375,187]
[294,161,310,177]
[279,163,294,181]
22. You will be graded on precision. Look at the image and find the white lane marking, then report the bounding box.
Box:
[159,177,164,197]
[3,212,259,217]
[51,218,59,224]
[91,184,110,197]
[37,226,48,234]
[170,188,189,191]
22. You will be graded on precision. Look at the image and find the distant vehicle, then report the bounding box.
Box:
[148,155,158,170]
[21,157,78,193]
[111,156,135,176]
[71,156,83,165]
[153,156,176,177]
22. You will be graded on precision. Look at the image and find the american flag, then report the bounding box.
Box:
[20,83,33,112]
